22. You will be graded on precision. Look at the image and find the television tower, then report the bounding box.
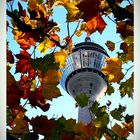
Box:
[60,37,109,124]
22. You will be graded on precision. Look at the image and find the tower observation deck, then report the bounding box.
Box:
[60,37,109,124]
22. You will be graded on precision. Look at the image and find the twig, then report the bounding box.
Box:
[107,15,116,24]
[124,65,134,77]
[65,20,81,48]
[67,22,70,37]
[7,99,29,126]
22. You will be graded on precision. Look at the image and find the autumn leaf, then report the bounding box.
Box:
[64,2,82,22]
[118,43,133,62]
[40,70,62,100]
[7,71,24,108]
[77,0,100,22]
[31,53,59,74]
[54,49,67,68]
[111,123,130,138]
[105,41,115,51]
[27,88,50,112]
[30,115,56,136]
[9,119,29,135]
[110,104,126,121]
[105,84,114,95]
[37,37,52,53]
[117,20,133,38]
[86,15,107,35]
[7,49,14,64]
[74,122,98,139]
[119,73,133,98]
[50,33,60,47]
[75,93,89,108]
[28,0,38,11]
[101,58,124,83]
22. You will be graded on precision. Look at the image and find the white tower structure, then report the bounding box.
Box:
[60,37,109,124]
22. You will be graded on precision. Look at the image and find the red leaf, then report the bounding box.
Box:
[86,15,106,35]
[28,69,35,78]
[77,0,100,21]
[7,49,14,63]
[7,72,24,108]
[15,59,31,73]
[30,116,56,136]
[15,50,30,60]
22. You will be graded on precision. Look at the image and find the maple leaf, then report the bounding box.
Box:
[7,71,24,108]
[9,118,29,135]
[117,20,133,38]
[77,0,100,22]
[101,58,124,83]
[31,53,59,74]
[30,115,56,136]
[40,70,62,100]
[105,41,115,51]
[64,2,82,22]
[75,93,89,108]
[54,49,67,68]
[15,59,31,74]
[118,43,133,62]
[27,87,50,111]
[7,49,14,64]
[74,122,97,139]
[37,37,52,53]
[110,104,126,121]
[50,33,60,47]
[111,123,130,138]
[86,15,107,35]
[119,73,133,98]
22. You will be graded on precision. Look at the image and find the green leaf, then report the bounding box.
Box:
[37,0,43,4]
[20,133,38,140]
[90,101,99,116]
[31,53,59,74]
[106,84,115,95]
[110,104,126,121]
[124,114,134,123]
[75,93,89,108]
[119,74,133,98]
[93,113,109,128]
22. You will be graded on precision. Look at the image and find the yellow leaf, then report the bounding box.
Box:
[54,49,68,68]
[37,37,51,53]
[64,2,82,22]
[101,58,124,83]
[38,4,47,17]
[31,79,36,91]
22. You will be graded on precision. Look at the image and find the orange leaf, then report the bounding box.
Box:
[86,15,106,35]
[50,34,60,47]
[105,41,115,51]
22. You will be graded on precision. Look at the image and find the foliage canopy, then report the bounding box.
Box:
[7,0,134,139]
